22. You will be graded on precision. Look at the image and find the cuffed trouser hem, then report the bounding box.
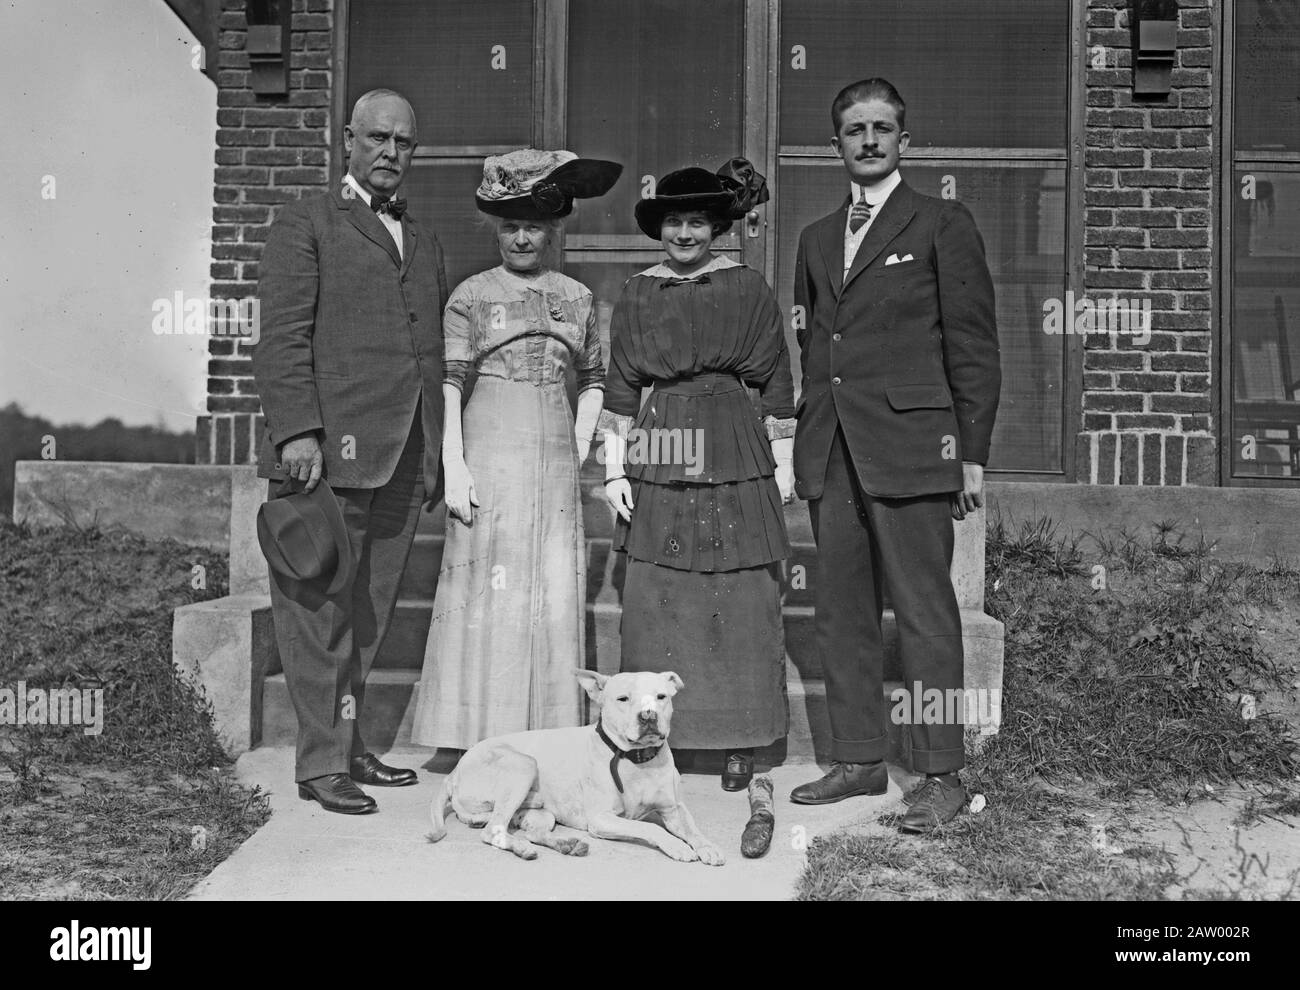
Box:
[295,759,350,785]
[910,745,965,775]
[830,734,889,765]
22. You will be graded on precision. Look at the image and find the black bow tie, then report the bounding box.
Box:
[660,273,710,289]
[371,196,406,219]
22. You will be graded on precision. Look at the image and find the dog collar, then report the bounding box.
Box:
[595,718,662,793]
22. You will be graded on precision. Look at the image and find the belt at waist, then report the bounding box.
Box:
[651,372,744,397]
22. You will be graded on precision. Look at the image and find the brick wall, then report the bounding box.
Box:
[197,0,334,466]
[1078,0,1217,485]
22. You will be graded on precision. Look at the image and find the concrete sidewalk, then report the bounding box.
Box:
[188,748,921,900]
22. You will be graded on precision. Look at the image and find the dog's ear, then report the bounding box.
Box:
[574,668,608,703]
[661,671,684,695]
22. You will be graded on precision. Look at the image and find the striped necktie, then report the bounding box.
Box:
[849,190,873,234]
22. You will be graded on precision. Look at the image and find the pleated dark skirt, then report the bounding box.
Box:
[619,557,787,749]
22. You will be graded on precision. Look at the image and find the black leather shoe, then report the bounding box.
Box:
[349,752,418,787]
[900,773,966,834]
[298,773,377,814]
[790,760,888,805]
[721,751,754,792]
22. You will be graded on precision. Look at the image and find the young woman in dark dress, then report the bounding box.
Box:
[599,159,796,793]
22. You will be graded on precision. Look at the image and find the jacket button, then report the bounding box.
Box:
[832,333,842,341]
[409,312,418,322]
[832,376,842,385]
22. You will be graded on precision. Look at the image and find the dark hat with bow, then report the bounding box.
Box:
[475,148,623,221]
[256,477,355,595]
[634,157,770,240]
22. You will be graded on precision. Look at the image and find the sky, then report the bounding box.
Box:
[0,0,215,429]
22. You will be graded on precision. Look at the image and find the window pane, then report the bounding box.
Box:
[1234,0,1300,154]
[347,0,534,147]
[775,162,1066,473]
[779,0,1070,149]
[564,0,744,236]
[402,162,503,290]
[1231,169,1300,478]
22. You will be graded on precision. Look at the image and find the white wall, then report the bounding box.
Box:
[0,0,216,430]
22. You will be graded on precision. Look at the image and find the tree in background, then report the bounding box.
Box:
[0,403,195,517]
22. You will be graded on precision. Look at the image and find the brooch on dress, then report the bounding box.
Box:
[545,294,565,321]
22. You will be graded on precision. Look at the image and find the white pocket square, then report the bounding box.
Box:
[885,253,914,266]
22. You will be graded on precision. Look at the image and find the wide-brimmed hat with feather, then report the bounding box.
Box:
[634,157,770,239]
[475,148,622,221]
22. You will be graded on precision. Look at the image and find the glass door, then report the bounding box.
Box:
[555,0,773,347]
[773,0,1077,476]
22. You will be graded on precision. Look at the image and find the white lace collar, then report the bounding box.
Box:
[635,255,743,280]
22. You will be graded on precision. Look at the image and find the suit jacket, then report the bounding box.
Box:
[252,184,448,495]
[793,179,1000,499]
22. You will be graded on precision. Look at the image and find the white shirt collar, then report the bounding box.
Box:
[343,173,373,206]
[849,168,902,208]
[343,173,404,259]
[636,255,742,279]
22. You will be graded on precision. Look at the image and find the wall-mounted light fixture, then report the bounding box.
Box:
[1131,0,1179,97]
[246,0,292,97]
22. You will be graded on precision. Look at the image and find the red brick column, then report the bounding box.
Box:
[1077,0,1216,485]
[197,0,333,465]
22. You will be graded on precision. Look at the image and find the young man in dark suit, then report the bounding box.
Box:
[790,79,1001,832]
[252,89,448,814]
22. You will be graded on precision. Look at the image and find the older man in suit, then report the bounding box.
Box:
[252,89,448,814]
[790,78,1000,832]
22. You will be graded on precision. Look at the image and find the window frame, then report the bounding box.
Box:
[769,0,1086,481]
[1219,1,1300,487]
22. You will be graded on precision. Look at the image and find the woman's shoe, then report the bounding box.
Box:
[721,750,754,791]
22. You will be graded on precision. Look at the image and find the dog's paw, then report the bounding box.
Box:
[661,838,699,863]
[694,843,726,867]
[554,837,589,857]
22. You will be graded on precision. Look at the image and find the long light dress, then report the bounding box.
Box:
[411,265,604,749]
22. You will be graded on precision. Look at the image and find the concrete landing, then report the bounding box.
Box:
[187,747,923,901]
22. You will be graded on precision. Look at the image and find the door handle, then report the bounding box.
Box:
[746,210,761,238]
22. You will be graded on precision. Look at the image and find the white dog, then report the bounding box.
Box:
[428,669,724,865]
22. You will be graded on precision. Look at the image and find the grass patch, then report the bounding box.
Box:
[0,521,270,899]
[797,781,1179,901]
[980,516,1297,799]
[799,516,1300,900]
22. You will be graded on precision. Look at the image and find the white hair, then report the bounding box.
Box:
[349,89,416,131]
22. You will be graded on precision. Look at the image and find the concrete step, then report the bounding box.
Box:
[375,597,799,674]
[371,599,1001,697]
[259,666,924,767]
[400,533,823,608]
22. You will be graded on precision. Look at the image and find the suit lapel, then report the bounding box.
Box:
[333,184,402,269]
[399,214,417,278]
[841,180,917,295]
[818,199,850,298]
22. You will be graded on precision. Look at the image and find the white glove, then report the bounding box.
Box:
[442,447,479,525]
[603,430,634,523]
[772,437,795,504]
[574,387,603,465]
